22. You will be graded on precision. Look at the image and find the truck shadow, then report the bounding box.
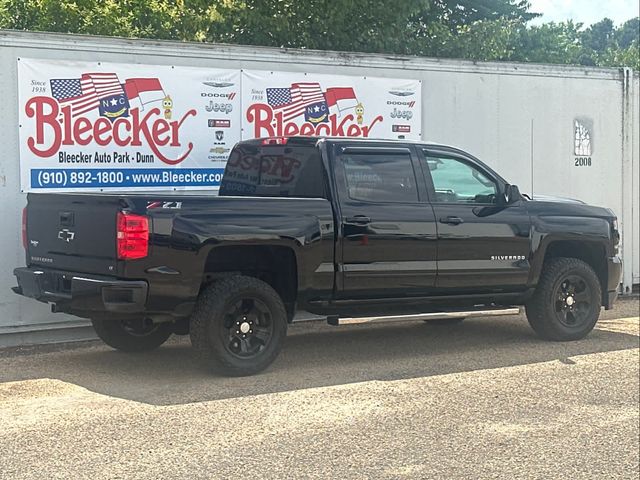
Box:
[1,314,638,406]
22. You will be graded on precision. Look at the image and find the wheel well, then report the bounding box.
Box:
[544,240,607,302]
[203,245,298,321]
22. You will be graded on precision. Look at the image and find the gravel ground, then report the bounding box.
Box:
[0,298,638,479]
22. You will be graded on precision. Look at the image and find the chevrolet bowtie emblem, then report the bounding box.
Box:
[58,229,75,243]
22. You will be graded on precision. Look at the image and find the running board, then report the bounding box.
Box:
[326,307,521,326]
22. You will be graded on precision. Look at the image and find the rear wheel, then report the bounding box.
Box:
[190,276,287,376]
[91,317,172,352]
[525,257,601,341]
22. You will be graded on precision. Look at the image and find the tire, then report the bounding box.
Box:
[423,317,465,325]
[91,317,172,352]
[525,257,602,341]
[190,276,287,376]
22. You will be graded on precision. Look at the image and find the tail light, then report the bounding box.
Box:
[611,218,620,255]
[117,212,149,260]
[21,207,27,250]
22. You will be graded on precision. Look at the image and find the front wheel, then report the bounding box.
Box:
[91,317,172,352]
[190,276,287,376]
[525,257,602,341]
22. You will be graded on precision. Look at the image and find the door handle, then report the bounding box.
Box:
[439,216,464,225]
[345,215,371,225]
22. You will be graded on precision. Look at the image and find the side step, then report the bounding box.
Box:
[327,307,521,326]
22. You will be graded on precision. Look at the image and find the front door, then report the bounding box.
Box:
[419,148,531,292]
[333,143,438,298]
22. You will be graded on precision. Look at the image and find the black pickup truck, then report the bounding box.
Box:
[14,137,622,375]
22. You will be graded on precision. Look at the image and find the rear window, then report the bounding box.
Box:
[219,144,326,198]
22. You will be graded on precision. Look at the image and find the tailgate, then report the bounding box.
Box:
[25,193,122,275]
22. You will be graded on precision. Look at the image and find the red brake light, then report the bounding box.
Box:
[117,212,149,260]
[261,137,288,145]
[22,207,27,250]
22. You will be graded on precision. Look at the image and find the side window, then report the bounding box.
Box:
[423,153,497,204]
[340,152,418,203]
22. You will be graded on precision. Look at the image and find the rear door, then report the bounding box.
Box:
[26,193,120,275]
[418,147,531,292]
[332,142,438,298]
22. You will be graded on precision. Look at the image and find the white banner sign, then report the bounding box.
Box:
[18,58,240,191]
[241,70,421,141]
[17,59,421,191]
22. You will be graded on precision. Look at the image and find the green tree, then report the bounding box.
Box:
[596,18,640,70]
[515,20,583,64]
[615,17,639,49]
[211,0,431,53]
[426,0,536,30]
[0,0,638,70]
[0,0,221,40]
[581,17,615,52]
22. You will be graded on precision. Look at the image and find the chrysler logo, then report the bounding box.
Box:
[58,229,75,243]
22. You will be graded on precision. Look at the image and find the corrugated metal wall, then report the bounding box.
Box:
[0,31,637,346]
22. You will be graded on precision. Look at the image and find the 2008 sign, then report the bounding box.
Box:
[574,157,592,166]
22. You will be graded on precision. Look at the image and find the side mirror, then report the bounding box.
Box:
[503,184,521,204]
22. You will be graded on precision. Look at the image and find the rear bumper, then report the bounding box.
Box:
[604,256,622,310]
[12,267,147,317]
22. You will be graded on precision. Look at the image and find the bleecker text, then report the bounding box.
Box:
[247,103,383,138]
[25,96,197,165]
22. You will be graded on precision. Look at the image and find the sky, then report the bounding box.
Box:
[528,0,640,27]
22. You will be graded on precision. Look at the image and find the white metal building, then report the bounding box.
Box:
[0,30,638,346]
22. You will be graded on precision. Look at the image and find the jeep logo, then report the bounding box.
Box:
[205,101,233,113]
[390,108,413,120]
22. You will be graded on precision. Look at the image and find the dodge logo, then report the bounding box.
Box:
[58,229,75,243]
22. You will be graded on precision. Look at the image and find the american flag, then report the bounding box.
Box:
[50,73,124,115]
[266,82,325,122]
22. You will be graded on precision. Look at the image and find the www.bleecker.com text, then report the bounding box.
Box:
[58,152,154,163]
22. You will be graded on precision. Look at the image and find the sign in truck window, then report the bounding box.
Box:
[219,145,325,198]
[18,59,421,192]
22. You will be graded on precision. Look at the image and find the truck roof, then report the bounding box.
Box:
[239,136,451,148]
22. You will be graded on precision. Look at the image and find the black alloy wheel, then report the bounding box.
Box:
[221,297,275,359]
[525,257,601,341]
[190,275,287,376]
[553,274,593,328]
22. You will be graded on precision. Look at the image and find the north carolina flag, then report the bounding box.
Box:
[324,87,358,115]
[123,78,165,107]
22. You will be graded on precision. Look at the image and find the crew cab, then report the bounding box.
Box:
[13,137,622,375]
